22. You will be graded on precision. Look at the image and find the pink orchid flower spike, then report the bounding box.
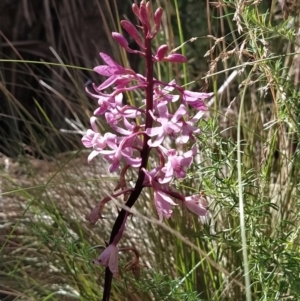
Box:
[81,2,213,300]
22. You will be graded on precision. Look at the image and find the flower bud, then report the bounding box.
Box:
[139,0,151,34]
[155,44,168,61]
[112,32,129,48]
[132,3,140,18]
[165,53,187,63]
[86,203,103,225]
[112,32,139,54]
[154,7,164,35]
[121,20,144,49]
[146,1,153,19]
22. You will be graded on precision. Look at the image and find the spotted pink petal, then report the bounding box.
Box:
[99,52,124,68]
[94,65,123,76]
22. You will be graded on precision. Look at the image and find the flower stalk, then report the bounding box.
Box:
[81,1,212,300]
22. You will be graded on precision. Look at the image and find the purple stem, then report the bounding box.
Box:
[102,25,154,301]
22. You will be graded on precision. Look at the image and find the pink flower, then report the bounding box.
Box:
[184,194,208,216]
[160,146,196,184]
[94,52,127,77]
[154,190,176,221]
[93,53,137,91]
[92,93,121,115]
[146,102,187,147]
[93,212,130,274]
[103,94,141,127]
[143,168,177,221]
[176,110,205,144]
[152,80,179,104]
[182,90,213,110]
[81,117,117,162]
[82,116,143,170]
[101,134,142,172]
[94,244,119,275]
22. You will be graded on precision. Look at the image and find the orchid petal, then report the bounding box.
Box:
[96,244,119,275]
[87,150,101,162]
[99,52,124,69]
[94,65,122,76]
[185,195,207,216]
[146,127,162,137]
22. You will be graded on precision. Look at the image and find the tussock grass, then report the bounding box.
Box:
[1,0,300,300]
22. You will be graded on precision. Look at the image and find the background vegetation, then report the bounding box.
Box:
[1,0,300,300]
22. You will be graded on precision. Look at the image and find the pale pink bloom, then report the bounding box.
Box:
[146,102,186,147]
[83,114,142,171]
[93,212,129,274]
[104,94,141,127]
[94,74,137,92]
[160,146,196,184]
[110,118,136,136]
[101,134,142,172]
[94,244,119,275]
[94,52,127,77]
[143,168,177,221]
[184,194,207,216]
[182,90,213,110]
[154,189,176,221]
[102,147,141,172]
[176,110,205,144]
[152,80,179,104]
[93,93,122,115]
[81,117,117,162]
